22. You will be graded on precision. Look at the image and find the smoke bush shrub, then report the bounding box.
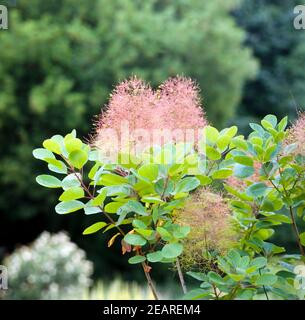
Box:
[32,78,305,300]
[4,232,93,300]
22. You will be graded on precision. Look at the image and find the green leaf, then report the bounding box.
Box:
[104,202,123,214]
[161,243,183,259]
[55,200,84,214]
[59,186,84,201]
[99,173,127,186]
[155,178,174,196]
[64,137,83,153]
[225,126,238,139]
[128,255,146,264]
[68,149,88,169]
[231,137,248,151]
[205,146,221,160]
[43,139,62,155]
[246,182,269,198]
[33,148,55,161]
[84,201,101,215]
[300,232,305,246]
[157,227,173,241]
[277,116,288,131]
[249,123,265,136]
[36,175,62,188]
[132,219,148,229]
[141,196,164,204]
[62,173,81,190]
[83,222,107,235]
[92,188,108,206]
[212,169,233,179]
[255,228,274,240]
[47,159,67,174]
[204,126,220,143]
[138,164,158,181]
[216,135,231,151]
[196,175,212,186]
[234,155,254,167]
[147,251,163,263]
[234,164,254,178]
[250,257,267,269]
[262,114,277,128]
[124,234,147,246]
[135,228,153,239]
[208,271,226,285]
[174,177,200,194]
[255,274,278,286]
[119,200,147,216]
[186,271,207,281]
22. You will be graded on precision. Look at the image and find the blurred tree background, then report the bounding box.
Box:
[0,0,304,282]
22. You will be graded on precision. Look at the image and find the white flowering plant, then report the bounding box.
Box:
[3,232,93,300]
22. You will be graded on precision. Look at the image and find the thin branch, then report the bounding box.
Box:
[259,268,269,300]
[141,262,159,300]
[289,206,305,256]
[176,259,187,294]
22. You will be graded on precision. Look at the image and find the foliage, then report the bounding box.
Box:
[234,0,305,130]
[3,232,93,300]
[33,110,305,300]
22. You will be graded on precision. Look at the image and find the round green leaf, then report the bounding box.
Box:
[138,164,158,181]
[234,164,254,178]
[124,234,147,246]
[234,155,254,167]
[59,186,84,201]
[255,274,278,286]
[68,149,88,169]
[174,177,200,194]
[104,202,123,213]
[128,255,146,264]
[55,200,84,214]
[43,139,62,155]
[161,243,183,259]
[204,126,219,143]
[65,138,83,153]
[212,169,233,179]
[62,173,81,190]
[205,146,221,160]
[33,148,55,161]
[246,182,269,198]
[36,175,61,188]
[147,251,163,263]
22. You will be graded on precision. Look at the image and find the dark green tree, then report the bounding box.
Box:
[0,0,256,278]
[234,0,305,132]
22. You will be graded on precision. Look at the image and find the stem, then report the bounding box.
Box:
[141,262,159,300]
[289,206,305,256]
[176,259,187,294]
[259,268,269,300]
[228,282,240,300]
